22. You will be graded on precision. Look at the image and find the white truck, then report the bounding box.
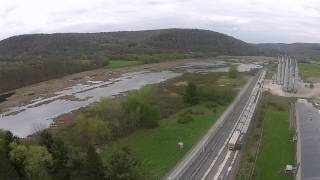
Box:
[228,130,241,151]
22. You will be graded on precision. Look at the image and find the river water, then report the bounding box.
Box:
[184,61,262,73]
[0,71,180,137]
[0,62,262,137]
[296,99,320,180]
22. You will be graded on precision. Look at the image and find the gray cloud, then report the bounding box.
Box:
[0,0,320,43]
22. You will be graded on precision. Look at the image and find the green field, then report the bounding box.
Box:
[106,60,143,68]
[100,104,225,178]
[97,72,246,178]
[96,72,247,178]
[299,63,320,82]
[236,94,295,180]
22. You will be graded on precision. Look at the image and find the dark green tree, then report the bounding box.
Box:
[184,82,199,105]
[39,131,54,149]
[39,131,70,180]
[67,149,86,180]
[140,103,160,128]
[3,131,19,154]
[9,143,53,180]
[107,147,147,180]
[122,97,161,129]
[83,145,106,180]
[0,149,21,180]
[0,131,20,180]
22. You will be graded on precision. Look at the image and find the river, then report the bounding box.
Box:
[0,61,262,137]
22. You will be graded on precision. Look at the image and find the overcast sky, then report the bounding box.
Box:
[1,0,320,43]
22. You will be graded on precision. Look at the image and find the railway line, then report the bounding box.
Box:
[166,70,265,180]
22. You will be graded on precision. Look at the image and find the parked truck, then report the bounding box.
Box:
[228,130,242,151]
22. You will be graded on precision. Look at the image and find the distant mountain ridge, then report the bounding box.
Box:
[1,29,320,61]
[256,43,320,60]
[0,29,259,60]
[1,28,320,93]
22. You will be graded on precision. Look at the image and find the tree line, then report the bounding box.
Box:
[0,58,106,93]
[0,130,148,180]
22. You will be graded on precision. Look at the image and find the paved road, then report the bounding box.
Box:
[296,99,320,180]
[166,70,265,180]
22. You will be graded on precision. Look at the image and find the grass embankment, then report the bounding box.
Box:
[101,104,225,178]
[106,60,143,68]
[236,94,295,180]
[299,63,320,82]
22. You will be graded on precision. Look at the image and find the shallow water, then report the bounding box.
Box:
[184,61,262,73]
[237,63,262,72]
[0,71,181,137]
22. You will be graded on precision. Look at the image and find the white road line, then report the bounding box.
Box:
[224,150,239,178]
[200,141,229,180]
[213,150,232,180]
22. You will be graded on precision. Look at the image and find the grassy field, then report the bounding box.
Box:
[100,104,225,178]
[299,63,320,82]
[98,72,246,179]
[106,60,143,68]
[236,94,295,180]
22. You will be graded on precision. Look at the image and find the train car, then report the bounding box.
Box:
[228,130,241,151]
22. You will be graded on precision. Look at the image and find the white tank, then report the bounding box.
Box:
[281,57,285,84]
[277,57,282,84]
[283,57,289,91]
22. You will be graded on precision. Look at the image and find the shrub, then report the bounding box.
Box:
[177,113,193,124]
[198,85,235,105]
[228,65,238,78]
[122,96,161,128]
[71,114,111,146]
[183,82,199,105]
[140,104,161,128]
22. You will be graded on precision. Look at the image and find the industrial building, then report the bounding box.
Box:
[275,56,299,92]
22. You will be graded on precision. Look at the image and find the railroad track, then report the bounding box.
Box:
[166,70,265,180]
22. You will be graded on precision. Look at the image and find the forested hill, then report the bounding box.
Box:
[256,43,320,60]
[0,29,259,60]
